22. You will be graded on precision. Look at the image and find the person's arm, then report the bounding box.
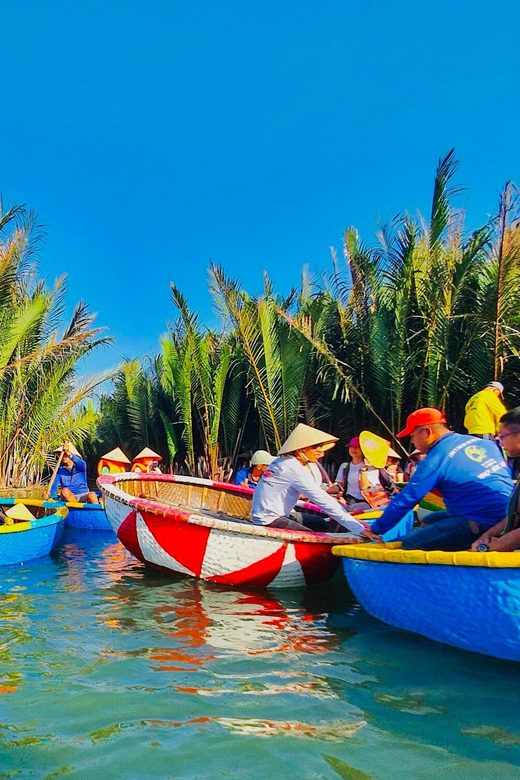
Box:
[69,454,87,472]
[470,517,507,550]
[487,528,520,552]
[334,463,345,485]
[371,455,440,535]
[287,464,366,534]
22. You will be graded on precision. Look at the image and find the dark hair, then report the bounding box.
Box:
[500,407,520,426]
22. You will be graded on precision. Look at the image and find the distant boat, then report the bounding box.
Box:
[59,499,110,530]
[333,542,520,661]
[0,499,67,566]
[98,472,360,588]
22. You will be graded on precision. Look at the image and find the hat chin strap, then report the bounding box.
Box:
[295,450,311,463]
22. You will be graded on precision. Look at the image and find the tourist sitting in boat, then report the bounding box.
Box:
[251,423,380,539]
[44,441,99,504]
[385,448,404,482]
[403,449,425,481]
[368,408,513,551]
[471,407,520,552]
[334,436,398,512]
[234,450,275,489]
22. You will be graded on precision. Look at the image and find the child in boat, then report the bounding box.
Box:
[334,436,398,512]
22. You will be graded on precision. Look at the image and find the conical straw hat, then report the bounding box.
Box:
[387,447,401,459]
[134,447,162,461]
[5,503,35,521]
[278,424,338,455]
[359,431,391,469]
[53,443,81,456]
[101,447,131,464]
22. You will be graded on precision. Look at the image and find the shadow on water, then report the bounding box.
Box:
[0,528,518,778]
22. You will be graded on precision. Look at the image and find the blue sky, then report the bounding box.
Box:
[1,1,518,375]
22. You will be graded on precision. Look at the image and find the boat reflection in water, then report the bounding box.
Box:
[1,529,519,778]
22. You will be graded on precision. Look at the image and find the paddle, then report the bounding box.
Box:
[44,449,65,500]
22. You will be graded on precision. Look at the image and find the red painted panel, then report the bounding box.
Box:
[208,543,288,587]
[118,511,146,563]
[294,542,339,585]
[142,512,211,576]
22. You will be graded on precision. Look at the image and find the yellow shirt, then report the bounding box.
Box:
[463,389,507,435]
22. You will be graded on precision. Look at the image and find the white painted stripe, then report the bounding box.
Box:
[269,544,305,588]
[200,528,285,580]
[136,512,193,575]
[104,495,132,533]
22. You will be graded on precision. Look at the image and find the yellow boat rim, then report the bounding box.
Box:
[331,542,520,568]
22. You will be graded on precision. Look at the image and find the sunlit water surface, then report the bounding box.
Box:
[0,529,519,779]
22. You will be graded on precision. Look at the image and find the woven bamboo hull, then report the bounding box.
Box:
[333,543,520,660]
[98,473,353,588]
[0,500,67,566]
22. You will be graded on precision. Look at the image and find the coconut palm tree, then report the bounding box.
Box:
[0,202,111,486]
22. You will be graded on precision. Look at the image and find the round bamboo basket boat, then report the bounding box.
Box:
[98,472,360,588]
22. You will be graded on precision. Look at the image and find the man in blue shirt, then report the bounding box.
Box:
[234,450,274,489]
[371,408,513,551]
[45,441,99,503]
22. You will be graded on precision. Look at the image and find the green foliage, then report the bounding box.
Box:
[95,152,520,472]
[0,203,111,487]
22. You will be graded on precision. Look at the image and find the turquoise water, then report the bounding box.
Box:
[1,530,519,779]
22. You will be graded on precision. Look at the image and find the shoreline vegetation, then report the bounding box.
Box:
[2,150,520,487]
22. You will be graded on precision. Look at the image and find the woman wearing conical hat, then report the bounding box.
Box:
[251,423,380,539]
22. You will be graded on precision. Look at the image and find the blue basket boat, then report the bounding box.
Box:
[59,500,111,530]
[0,499,67,566]
[332,542,520,661]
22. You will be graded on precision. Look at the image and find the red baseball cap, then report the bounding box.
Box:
[397,408,447,438]
[347,436,360,447]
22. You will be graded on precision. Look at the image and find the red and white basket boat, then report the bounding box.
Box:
[97,473,356,588]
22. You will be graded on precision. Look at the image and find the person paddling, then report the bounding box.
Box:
[251,423,380,539]
[44,441,99,504]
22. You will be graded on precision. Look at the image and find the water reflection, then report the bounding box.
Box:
[0,529,517,779]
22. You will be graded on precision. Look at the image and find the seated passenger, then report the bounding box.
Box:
[385,448,404,482]
[44,441,99,504]
[404,449,425,481]
[234,450,275,489]
[335,436,398,512]
[369,408,513,551]
[251,423,379,540]
[472,407,520,552]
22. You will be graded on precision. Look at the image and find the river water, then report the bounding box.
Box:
[0,529,519,779]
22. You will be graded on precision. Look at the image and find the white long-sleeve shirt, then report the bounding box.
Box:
[251,456,365,534]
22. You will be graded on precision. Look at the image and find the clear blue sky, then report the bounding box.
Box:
[1,0,518,374]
